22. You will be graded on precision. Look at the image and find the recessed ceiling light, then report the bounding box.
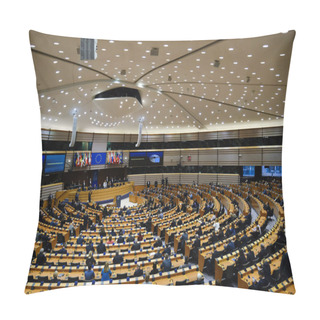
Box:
[54,42,59,45]
[263,44,269,48]
[228,48,234,51]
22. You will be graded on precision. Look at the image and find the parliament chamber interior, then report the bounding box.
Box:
[25,30,295,294]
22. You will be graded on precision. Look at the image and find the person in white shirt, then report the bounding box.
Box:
[252,222,261,234]
[213,220,220,232]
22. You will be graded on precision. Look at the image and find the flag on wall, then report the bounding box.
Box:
[107,151,123,164]
[91,152,107,166]
[74,152,91,167]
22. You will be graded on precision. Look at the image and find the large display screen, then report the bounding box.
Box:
[107,151,123,164]
[262,166,282,177]
[146,151,163,165]
[44,154,66,174]
[129,151,163,167]
[91,152,107,166]
[74,152,91,167]
[243,166,255,177]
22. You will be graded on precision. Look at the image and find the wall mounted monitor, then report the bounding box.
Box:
[129,151,164,167]
[44,154,66,174]
[243,166,255,177]
[146,151,163,166]
[129,152,146,167]
[262,166,282,177]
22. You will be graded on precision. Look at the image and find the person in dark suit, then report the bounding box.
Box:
[117,233,125,244]
[113,250,124,264]
[86,251,96,268]
[154,237,162,248]
[131,240,141,251]
[42,238,52,253]
[161,254,172,272]
[279,252,293,281]
[127,233,135,243]
[250,270,270,291]
[86,240,94,254]
[193,235,201,250]
[150,262,158,275]
[180,231,188,253]
[225,224,236,238]
[234,235,242,249]
[162,244,171,256]
[170,219,176,228]
[240,233,249,246]
[99,228,106,238]
[153,249,162,259]
[246,249,255,263]
[191,234,201,258]
[196,226,203,237]
[235,249,247,271]
[275,227,286,250]
[83,213,89,230]
[57,243,67,254]
[208,231,217,245]
[257,244,267,260]
[97,240,106,254]
[36,248,46,265]
[224,240,235,254]
[133,263,143,277]
[76,233,84,245]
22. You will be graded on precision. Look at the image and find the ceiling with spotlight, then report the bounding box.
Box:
[30,30,295,134]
